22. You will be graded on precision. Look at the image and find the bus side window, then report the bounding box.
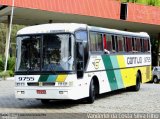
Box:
[90,32,103,52]
[107,34,112,51]
[148,38,150,52]
[143,39,147,52]
[97,33,103,51]
[103,34,107,50]
[136,38,141,52]
[126,37,132,52]
[75,31,88,41]
[143,38,150,52]
[75,30,88,69]
[103,34,112,54]
[90,32,97,51]
[117,35,124,52]
[124,37,126,52]
[140,38,143,52]
[115,36,118,52]
[132,37,136,51]
[112,35,118,52]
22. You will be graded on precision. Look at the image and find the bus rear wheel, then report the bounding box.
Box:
[87,79,95,104]
[131,73,141,91]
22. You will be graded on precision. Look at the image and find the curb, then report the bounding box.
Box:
[6,77,14,81]
[0,78,14,81]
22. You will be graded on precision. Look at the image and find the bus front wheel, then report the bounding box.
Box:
[87,79,95,104]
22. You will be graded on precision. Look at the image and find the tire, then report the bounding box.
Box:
[41,99,50,104]
[153,77,158,84]
[87,80,95,104]
[132,73,141,91]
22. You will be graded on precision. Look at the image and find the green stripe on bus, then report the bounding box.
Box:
[38,75,49,82]
[110,56,124,89]
[102,55,118,91]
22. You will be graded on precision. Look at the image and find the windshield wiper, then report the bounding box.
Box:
[27,67,32,74]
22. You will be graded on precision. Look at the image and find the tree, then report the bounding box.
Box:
[0,23,25,59]
[121,0,160,6]
[151,37,159,66]
[0,23,7,59]
[148,0,156,6]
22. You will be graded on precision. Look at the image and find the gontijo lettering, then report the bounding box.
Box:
[127,56,151,65]
[127,57,142,65]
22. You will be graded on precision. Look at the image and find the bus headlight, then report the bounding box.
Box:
[15,82,25,87]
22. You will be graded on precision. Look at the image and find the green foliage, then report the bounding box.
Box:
[0,58,4,72]
[8,70,14,77]
[0,57,15,78]
[121,0,160,6]
[151,38,159,66]
[0,23,24,78]
[7,57,16,72]
[0,23,25,57]
[0,71,10,80]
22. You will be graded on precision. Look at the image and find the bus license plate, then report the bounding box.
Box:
[37,90,46,94]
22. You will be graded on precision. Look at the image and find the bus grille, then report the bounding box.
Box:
[27,82,55,86]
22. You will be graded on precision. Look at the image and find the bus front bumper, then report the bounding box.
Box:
[15,86,85,100]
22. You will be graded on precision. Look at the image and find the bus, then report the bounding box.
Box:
[15,23,151,104]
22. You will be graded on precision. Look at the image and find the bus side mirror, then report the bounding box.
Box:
[76,42,84,79]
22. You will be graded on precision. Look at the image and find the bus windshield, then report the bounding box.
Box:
[16,33,74,73]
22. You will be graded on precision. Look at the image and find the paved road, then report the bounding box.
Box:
[0,80,159,113]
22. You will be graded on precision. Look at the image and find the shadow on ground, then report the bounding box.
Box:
[0,88,132,109]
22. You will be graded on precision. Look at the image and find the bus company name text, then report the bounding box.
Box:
[127,57,151,65]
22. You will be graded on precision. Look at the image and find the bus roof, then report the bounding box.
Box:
[88,26,149,38]
[17,23,149,38]
[17,23,87,35]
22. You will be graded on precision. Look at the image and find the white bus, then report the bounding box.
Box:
[15,23,151,104]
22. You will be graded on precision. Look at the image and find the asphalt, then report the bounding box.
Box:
[0,80,159,119]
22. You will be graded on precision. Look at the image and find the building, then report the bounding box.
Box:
[0,0,160,65]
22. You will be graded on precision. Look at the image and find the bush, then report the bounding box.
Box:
[7,57,15,72]
[0,57,15,77]
[0,71,10,80]
[8,70,14,77]
[0,59,4,72]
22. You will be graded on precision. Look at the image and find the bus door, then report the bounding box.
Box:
[75,30,88,79]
